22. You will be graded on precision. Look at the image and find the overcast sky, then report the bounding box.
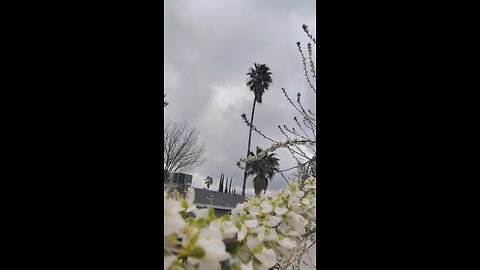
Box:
[164,0,316,198]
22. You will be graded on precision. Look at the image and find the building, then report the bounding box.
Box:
[193,188,246,217]
[164,172,193,189]
[163,173,246,217]
[171,173,192,189]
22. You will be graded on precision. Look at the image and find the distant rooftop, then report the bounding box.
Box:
[193,188,246,209]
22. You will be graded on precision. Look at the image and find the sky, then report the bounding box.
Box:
[164,0,316,198]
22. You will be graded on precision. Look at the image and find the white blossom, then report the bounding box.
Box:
[260,201,273,213]
[240,261,253,270]
[245,219,258,228]
[263,215,282,227]
[163,177,317,270]
[237,223,248,241]
[192,228,230,270]
[164,255,177,270]
[164,192,185,237]
[246,235,262,250]
[264,227,279,242]
[193,208,210,219]
[254,247,277,269]
[210,220,238,239]
[278,236,296,249]
[274,206,288,216]
[231,203,246,217]
[248,206,260,217]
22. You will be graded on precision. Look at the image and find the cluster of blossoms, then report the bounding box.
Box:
[164,188,237,270]
[164,177,316,270]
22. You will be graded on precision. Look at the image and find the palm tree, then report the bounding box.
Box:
[204,176,213,190]
[242,63,273,196]
[245,146,280,196]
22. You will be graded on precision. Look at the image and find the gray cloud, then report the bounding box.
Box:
[164,0,316,197]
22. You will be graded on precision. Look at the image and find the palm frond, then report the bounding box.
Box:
[246,63,273,104]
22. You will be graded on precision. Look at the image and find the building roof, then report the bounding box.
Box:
[193,188,246,209]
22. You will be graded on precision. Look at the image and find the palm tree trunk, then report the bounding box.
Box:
[242,96,257,196]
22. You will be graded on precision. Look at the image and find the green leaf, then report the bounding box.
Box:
[253,257,262,265]
[208,208,216,220]
[251,243,265,254]
[220,260,230,270]
[197,218,206,227]
[190,246,205,259]
[190,232,200,245]
[226,241,240,254]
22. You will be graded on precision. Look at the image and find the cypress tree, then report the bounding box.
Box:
[218,173,221,192]
[226,177,229,193]
[226,177,230,193]
[218,173,224,192]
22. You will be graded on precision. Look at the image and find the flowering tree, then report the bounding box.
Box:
[164,24,317,270]
[236,24,317,269]
[164,177,316,270]
[238,24,316,184]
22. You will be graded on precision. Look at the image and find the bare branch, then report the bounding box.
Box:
[302,24,316,44]
[296,42,316,94]
[164,121,206,180]
[307,43,316,81]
